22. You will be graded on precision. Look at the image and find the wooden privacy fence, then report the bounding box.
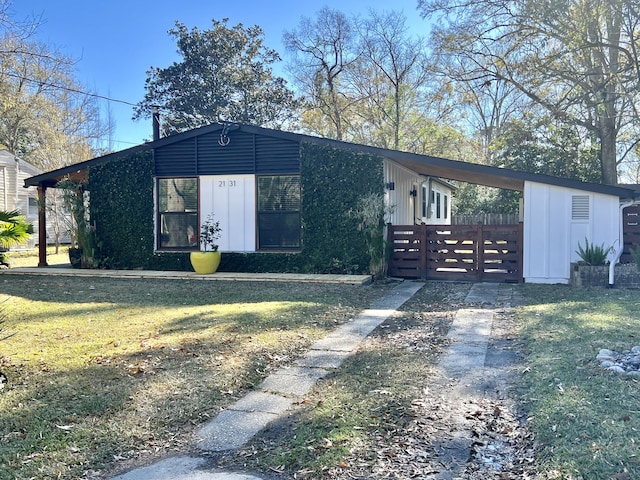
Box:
[622,205,640,264]
[452,213,520,225]
[387,224,523,282]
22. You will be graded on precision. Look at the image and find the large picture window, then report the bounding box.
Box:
[157,178,198,250]
[257,175,301,249]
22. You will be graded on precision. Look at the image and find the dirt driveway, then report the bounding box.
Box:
[213,282,538,479]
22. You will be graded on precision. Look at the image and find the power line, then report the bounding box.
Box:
[1,70,155,147]
[1,70,138,107]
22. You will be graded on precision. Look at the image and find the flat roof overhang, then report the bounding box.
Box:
[23,122,639,200]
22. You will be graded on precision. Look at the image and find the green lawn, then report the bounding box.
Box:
[0,274,392,479]
[515,284,640,479]
[2,269,639,480]
[214,283,640,480]
[6,246,71,268]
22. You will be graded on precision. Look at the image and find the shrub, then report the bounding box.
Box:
[575,237,609,266]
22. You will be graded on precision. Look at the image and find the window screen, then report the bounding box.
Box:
[157,178,198,249]
[257,175,301,249]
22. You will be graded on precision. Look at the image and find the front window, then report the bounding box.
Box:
[157,178,198,250]
[257,175,301,249]
[444,194,448,220]
[422,185,428,218]
[28,197,38,217]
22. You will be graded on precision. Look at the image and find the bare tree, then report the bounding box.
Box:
[283,7,358,140]
[0,2,111,169]
[420,0,640,184]
[354,10,431,150]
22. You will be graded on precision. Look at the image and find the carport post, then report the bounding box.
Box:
[37,185,48,267]
[420,224,428,280]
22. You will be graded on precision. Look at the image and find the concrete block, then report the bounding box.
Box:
[228,391,294,415]
[258,367,328,396]
[294,349,352,369]
[195,409,279,451]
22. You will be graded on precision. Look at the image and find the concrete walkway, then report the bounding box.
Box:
[110,281,508,480]
[425,282,514,480]
[110,280,424,480]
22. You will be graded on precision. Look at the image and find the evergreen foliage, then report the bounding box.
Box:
[87,141,383,275]
[299,143,384,274]
[134,19,301,134]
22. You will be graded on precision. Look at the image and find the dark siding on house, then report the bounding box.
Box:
[154,130,300,177]
[155,139,197,176]
[255,135,300,173]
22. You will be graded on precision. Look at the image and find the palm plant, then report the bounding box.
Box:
[575,237,609,266]
[0,210,33,266]
[0,210,33,247]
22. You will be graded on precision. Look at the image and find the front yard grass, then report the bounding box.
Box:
[3,273,640,480]
[216,283,640,480]
[0,274,392,479]
[6,246,71,268]
[515,284,640,479]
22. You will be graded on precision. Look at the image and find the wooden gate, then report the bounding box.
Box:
[621,205,640,264]
[387,224,523,282]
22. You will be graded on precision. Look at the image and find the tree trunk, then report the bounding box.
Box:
[599,118,619,185]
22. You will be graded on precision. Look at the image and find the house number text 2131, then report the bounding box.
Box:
[218,180,237,187]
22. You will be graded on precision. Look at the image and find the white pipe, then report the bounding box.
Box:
[609,200,639,287]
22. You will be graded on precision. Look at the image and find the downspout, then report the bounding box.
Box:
[426,177,432,219]
[608,200,639,287]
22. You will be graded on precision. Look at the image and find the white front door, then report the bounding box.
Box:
[200,175,256,252]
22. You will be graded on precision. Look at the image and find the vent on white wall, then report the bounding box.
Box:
[571,195,590,220]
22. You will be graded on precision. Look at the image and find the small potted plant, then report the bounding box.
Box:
[58,178,97,268]
[189,214,222,274]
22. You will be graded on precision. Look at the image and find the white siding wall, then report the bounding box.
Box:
[423,181,452,225]
[383,160,423,225]
[0,152,45,248]
[200,175,256,252]
[523,181,620,284]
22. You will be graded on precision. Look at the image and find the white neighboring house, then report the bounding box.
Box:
[0,150,70,249]
[0,150,40,249]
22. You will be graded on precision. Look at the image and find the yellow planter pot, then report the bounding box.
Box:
[189,251,221,274]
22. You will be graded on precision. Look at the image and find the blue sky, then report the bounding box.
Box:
[10,1,427,151]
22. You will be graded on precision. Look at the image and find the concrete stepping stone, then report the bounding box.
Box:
[257,366,329,396]
[195,409,280,452]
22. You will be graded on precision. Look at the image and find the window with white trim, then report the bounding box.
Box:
[157,178,198,250]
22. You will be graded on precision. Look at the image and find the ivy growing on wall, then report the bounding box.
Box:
[88,140,383,274]
[299,143,383,274]
[89,150,190,271]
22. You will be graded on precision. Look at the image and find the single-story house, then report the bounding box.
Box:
[24,123,640,283]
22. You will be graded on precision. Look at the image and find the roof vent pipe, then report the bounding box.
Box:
[152,106,160,141]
